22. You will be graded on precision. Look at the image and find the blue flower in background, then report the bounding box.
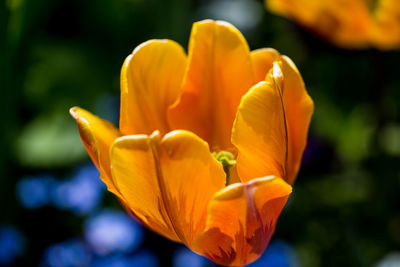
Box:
[91,251,159,267]
[248,240,300,267]
[0,225,26,265]
[16,175,56,209]
[52,164,105,215]
[173,246,214,267]
[41,239,90,267]
[84,210,143,256]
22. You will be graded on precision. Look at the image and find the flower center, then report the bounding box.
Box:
[212,151,236,186]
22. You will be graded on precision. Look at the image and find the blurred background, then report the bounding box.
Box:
[1,0,400,266]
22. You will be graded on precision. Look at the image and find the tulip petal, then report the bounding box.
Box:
[110,133,179,241]
[158,131,226,245]
[251,48,280,82]
[120,40,187,135]
[69,107,122,196]
[168,20,255,150]
[232,65,288,183]
[110,133,179,242]
[266,0,372,48]
[110,130,226,244]
[372,0,400,50]
[192,176,291,266]
[233,58,313,184]
[279,57,314,184]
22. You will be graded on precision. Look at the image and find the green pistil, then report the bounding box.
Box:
[212,151,236,185]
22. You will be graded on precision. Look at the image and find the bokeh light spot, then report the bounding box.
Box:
[16,175,55,209]
[84,210,144,255]
[41,239,90,267]
[248,240,300,267]
[173,246,214,267]
[0,225,26,265]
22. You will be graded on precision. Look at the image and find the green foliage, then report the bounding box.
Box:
[15,110,87,168]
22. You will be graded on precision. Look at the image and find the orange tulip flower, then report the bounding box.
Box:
[70,20,313,266]
[266,0,400,49]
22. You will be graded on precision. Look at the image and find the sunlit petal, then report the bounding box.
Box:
[120,40,187,135]
[232,65,288,183]
[192,176,291,266]
[110,133,180,242]
[157,130,226,245]
[251,48,280,82]
[110,130,226,244]
[279,57,314,184]
[69,107,121,196]
[233,57,313,184]
[168,20,255,150]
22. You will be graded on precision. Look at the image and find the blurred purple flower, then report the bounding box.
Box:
[302,137,323,165]
[84,210,143,256]
[248,240,300,267]
[16,175,56,209]
[91,251,158,267]
[52,164,105,215]
[173,246,214,267]
[302,136,333,172]
[0,225,25,265]
[41,239,90,267]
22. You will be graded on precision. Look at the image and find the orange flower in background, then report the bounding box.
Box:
[266,0,400,49]
[70,20,313,266]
